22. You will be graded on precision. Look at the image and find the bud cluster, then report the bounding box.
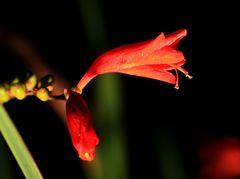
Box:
[0,73,55,104]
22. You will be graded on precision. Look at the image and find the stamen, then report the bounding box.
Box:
[186,74,193,79]
[174,69,179,90]
[176,66,193,79]
[170,64,193,80]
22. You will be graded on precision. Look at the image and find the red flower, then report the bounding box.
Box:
[66,29,191,161]
[77,29,191,91]
[66,90,99,161]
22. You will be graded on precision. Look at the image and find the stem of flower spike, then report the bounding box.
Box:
[0,73,68,104]
[0,105,43,178]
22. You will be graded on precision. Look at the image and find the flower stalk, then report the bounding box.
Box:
[0,105,43,178]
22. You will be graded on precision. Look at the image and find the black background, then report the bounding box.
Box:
[0,0,239,179]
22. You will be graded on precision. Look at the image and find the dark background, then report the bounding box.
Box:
[0,0,239,179]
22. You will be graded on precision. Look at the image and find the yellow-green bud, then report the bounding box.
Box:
[25,74,37,91]
[10,83,27,100]
[38,74,54,88]
[0,85,10,103]
[11,77,20,84]
[36,88,49,102]
[46,75,54,84]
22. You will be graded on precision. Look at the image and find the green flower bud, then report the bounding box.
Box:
[36,88,49,102]
[11,77,20,84]
[25,74,37,91]
[38,74,54,88]
[0,85,10,103]
[10,83,27,100]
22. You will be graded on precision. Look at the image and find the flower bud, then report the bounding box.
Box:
[66,90,99,161]
[0,84,10,103]
[36,88,49,102]
[38,74,54,88]
[10,83,27,100]
[25,74,37,91]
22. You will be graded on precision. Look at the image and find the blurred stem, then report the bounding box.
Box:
[94,74,127,179]
[78,0,108,52]
[0,105,43,179]
[157,127,188,179]
[78,0,128,179]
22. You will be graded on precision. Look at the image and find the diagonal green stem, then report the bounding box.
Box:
[0,105,43,179]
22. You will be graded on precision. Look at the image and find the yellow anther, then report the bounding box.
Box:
[176,66,193,80]
[174,84,179,90]
[186,74,193,79]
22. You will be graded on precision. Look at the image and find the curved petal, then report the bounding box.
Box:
[119,65,176,84]
[124,47,185,66]
[164,29,187,48]
[143,32,165,52]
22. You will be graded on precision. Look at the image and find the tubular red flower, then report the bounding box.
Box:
[77,29,191,91]
[66,90,99,161]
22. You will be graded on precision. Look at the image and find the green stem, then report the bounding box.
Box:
[0,105,43,179]
[78,1,128,179]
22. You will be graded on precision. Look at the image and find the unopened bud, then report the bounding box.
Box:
[0,85,10,103]
[10,83,27,100]
[38,74,54,88]
[36,88,49,101]
[25,74,37,91]
[11,77,20,84]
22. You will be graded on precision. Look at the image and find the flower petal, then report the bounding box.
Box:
[123,47,185,67]
[66,90,99,161]
[143,32,165,52]
[164,29,187,48]
[119,65,176,84]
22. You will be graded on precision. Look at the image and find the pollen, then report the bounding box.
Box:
[186,74,193,79]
